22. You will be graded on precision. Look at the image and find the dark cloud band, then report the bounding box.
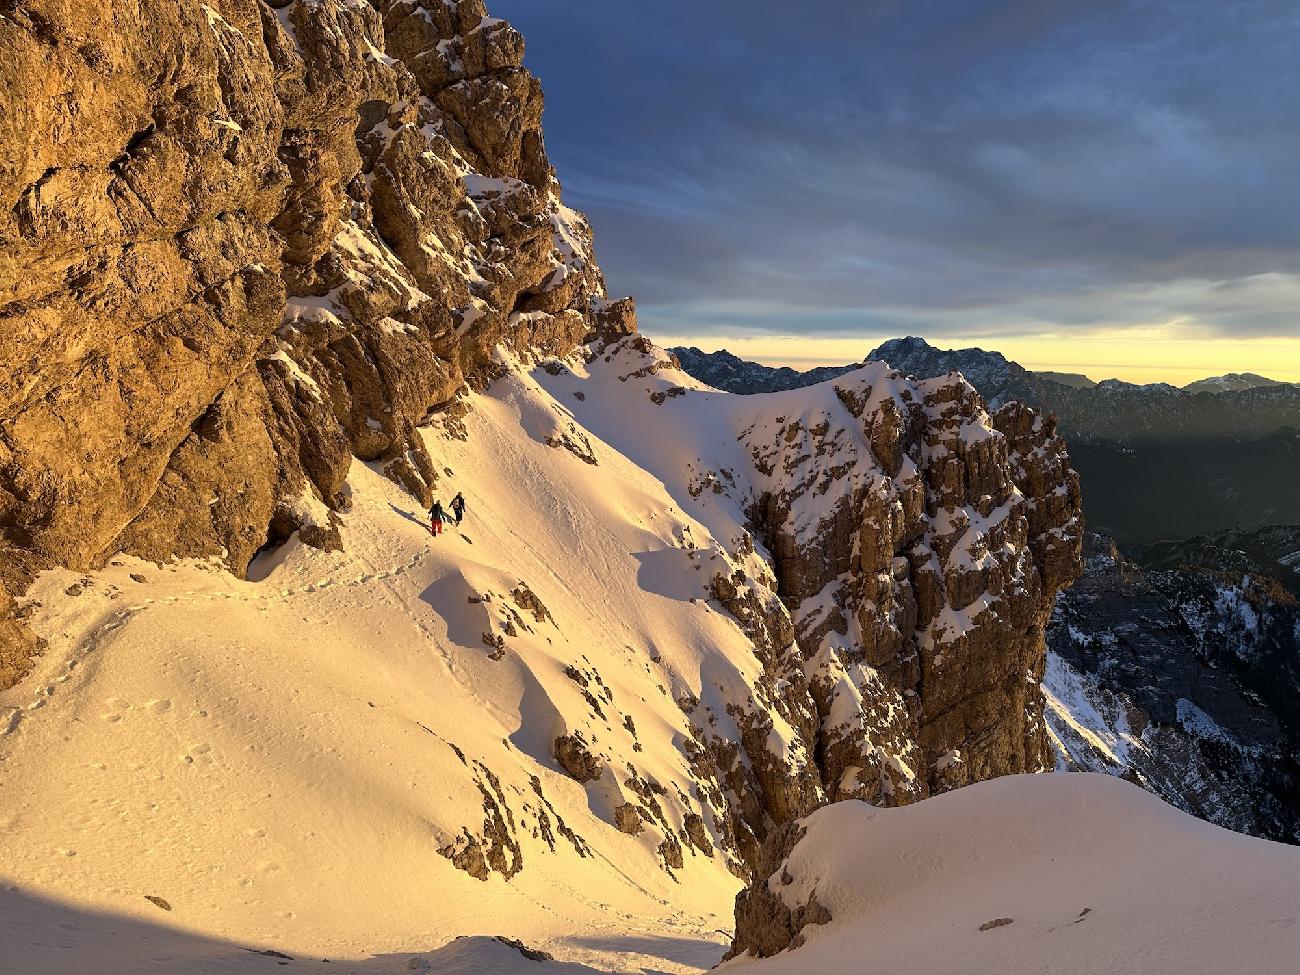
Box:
[494,0,1300,341]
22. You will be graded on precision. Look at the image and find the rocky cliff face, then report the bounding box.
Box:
[549,344,1083,869]
[0,0,633,684]
[737,368,1082,807]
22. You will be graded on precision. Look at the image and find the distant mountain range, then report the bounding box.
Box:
[670,347,860,394]
[1047,530,1300,844]
[672,340,1293,403]
[670,338,1300,545]
[1184,372,1292,393]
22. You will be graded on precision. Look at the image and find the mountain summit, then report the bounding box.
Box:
[1184,372,1289,393]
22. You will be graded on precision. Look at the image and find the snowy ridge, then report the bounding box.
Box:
[723,774,1300,974]
[1,351,759,972]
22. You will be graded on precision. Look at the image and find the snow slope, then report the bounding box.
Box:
[12,337,1013,973]
[1,336,1232,975]
[723,773,1300,975]
[1,352,763,973]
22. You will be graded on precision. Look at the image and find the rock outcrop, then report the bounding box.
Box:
[724,819,831,960]
[737,367,1082,809]
[0,0,631,686]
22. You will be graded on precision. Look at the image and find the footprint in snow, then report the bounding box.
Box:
[180,743,213,765]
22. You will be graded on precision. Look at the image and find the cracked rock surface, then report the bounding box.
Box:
[0,0,631,684]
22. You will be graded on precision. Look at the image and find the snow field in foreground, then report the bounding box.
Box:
[722,773,1300,975]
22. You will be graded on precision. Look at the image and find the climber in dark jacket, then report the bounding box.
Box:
[450,492,466,526]
[430,500,446,537]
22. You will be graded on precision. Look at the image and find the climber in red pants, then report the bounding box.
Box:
[430,500,446,537]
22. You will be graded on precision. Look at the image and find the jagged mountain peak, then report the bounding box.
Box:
[668,346,862,394]
[869,334,1011,365]
[865,336,1029,405]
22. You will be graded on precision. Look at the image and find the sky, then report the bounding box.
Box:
[490,0,1300,384]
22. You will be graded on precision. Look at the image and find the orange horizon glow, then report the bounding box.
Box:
[648,330,1300,386]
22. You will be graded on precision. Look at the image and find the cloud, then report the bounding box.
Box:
[493,0,1300,342]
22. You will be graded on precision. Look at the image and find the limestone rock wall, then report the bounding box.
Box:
[0,0,631,683]
[733,367,1083,810]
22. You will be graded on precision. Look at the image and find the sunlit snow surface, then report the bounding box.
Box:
[2,347,1296,973]
[1,352,752,973]
[721,775,1300,975]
